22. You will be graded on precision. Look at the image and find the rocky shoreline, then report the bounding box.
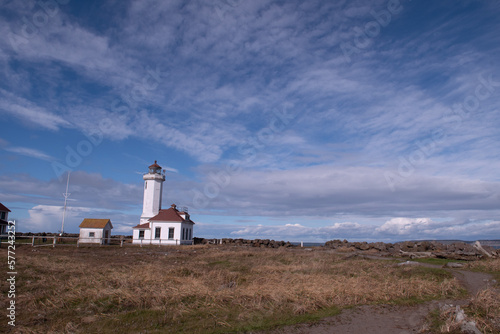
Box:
[193,237,498,260]
[12,233,499,260]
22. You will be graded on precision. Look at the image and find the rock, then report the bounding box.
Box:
[461,321,482,334]
[455,305,466,322]
[449,305,482,334]
[397,261,420,266]
[354,242,371,250]
[400,241,416,251]
[445,262,465,268]
[372,242,387,251]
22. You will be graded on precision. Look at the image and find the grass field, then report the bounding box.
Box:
[1,245,469,333]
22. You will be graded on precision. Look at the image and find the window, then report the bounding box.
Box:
[1,212,5,220]
[189,229,192,240]
[139,230,145,239]
[182,228,185,240]
[89,232,95,237]
[168,227,174,239]
[155,227,161,239]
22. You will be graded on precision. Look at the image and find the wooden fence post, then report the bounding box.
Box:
[53,237,56,248]
[32,236,35,247]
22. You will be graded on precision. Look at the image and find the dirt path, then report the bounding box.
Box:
[451,270,494,296]
[261,263,495,334]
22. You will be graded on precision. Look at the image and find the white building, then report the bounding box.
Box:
[78,218,113,244]
[0,203,11,235]
[132,161,194,245]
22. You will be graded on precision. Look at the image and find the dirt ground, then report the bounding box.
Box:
[263,264,496,334]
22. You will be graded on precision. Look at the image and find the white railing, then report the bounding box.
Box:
[134,238,194,247]
[0,235,194,248]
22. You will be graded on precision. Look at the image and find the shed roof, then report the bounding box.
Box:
[79,218,113,229]
[0,203,11,212]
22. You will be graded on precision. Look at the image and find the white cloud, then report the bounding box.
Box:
[0,1,499,242]
[197,218,500,243]
[23,204,140,234]
[4,146,54,161]
[191,165,500,218]
[25,205,91,233]
[0,89,71,131]
[0,171,142,210]
[229,221,374,242]
[376,217,434,236]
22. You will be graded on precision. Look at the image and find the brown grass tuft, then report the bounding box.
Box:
[467,288,500,334]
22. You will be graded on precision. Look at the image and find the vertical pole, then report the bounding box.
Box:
[60,171,71,235]
[140,239,143,247]
[53,237,56,248]
[120,239,123,247]
[300,241,303,248]
[32,236,35,247]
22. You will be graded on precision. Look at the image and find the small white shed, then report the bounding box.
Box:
[78,219,113,244]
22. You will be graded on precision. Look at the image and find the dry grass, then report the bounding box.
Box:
[467,288,500,334]
[427,287,500,334]
[1,245,463,333]
[465,258,500,279]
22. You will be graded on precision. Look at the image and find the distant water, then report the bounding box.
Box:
[290,242,325,247]
[289,240,500,249]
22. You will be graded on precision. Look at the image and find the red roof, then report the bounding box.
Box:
[149,207,195,224]
[0,203,11,212]
[133,206,195,229]
[133,222,151,229]
[149,160,161,169]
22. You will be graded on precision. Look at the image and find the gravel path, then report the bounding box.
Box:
[261,263,495,334]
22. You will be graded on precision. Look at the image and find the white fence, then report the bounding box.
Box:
[0,235,193,248]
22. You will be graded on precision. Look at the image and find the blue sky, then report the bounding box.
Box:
[1,0,499,242]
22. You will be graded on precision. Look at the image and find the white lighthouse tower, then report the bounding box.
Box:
[140,161,165,225]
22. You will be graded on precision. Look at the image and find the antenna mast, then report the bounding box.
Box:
[60,171,71,235]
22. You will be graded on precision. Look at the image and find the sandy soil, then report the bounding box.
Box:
[261,263,495,334]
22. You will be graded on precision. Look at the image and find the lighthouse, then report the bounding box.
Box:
[132,161,195,245]
[140,161,165,225]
